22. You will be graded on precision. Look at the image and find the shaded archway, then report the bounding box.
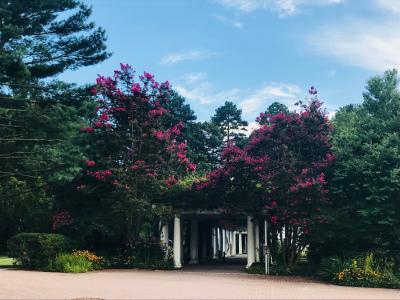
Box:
[160,210,266,272]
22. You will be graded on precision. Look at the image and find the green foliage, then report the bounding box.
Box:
[257,102,290,125]
[0,256,14,268]
[103,242,173,270]
[266,102,289,115]
[0,0,110,83]
[319,253,400,288]
[0,0,108,246]
[48,253,92,273]
[0,177,53,248]
[211,101,248,145]
[7,233,69,269]
[185,122,224,171]
[320,70,400,260]
[246,262,266,274]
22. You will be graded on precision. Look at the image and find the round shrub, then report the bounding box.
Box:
[7,233,69,269]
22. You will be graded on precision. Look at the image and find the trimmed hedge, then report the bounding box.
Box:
[7,233,69,269]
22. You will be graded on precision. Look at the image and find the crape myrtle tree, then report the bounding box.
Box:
[76,64,195,245]
[199,88,334,271]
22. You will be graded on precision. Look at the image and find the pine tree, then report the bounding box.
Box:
[211,101,248,145]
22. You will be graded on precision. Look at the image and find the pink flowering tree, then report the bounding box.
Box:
[200,88,334,271]
[78,64,195,245]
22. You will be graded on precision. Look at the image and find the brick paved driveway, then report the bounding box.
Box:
[1,268,399,299]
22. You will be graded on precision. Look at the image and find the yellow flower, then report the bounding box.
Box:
[72,249,103,263]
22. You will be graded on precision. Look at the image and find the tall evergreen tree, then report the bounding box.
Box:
[0,0,110,85]
[162,91,223,171]
[0,0,109,245]
[211,101,248,145]
[315,70,400,261]
[256,102,289,125]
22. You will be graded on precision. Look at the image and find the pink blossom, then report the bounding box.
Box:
[80,127,94,133]
[143,72,154,80]
[89,87,97,95]
[188,163,196,171]
[153,130,165,140]
[131,83,141,93]
[149,107,168,117]
[99,112,109,122]
[170,122,184,135]
[120,63,131,71]
[164,175,178,187]
[86,160,96,167]
[160,81,170,90]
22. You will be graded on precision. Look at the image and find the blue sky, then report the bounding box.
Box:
[60,0,400,124]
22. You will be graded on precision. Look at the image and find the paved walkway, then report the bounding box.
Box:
[1,268,400,299]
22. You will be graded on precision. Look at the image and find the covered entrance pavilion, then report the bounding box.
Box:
[160,210,266,270]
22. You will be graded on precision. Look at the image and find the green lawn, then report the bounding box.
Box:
[0,256,14,268]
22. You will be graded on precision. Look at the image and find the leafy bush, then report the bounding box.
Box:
[72,249,103,270]
[247,262,265,274]
[48,253,92,273]
[319,253,400,288]
[247,261,315,276]
[7,233,69,269]
[103,242,173,270]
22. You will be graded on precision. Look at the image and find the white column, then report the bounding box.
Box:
[238,233,243,254]
[189,219,199,264]
[217,227,222,253]
[232,231,237,256]
[225,230,230,257]
[212,227,218,258]
[246,216,256,268]
[222,228,226,255]
[160,221,169,245]
[173,214,182,268]
[229,230,234,256]
[255,220,260,262]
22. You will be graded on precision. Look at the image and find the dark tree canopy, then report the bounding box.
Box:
[0,0,110,246]
[211,101,248,144]
[267,102,289,115]
[257,102,289,125]
[323,69,400,259]
[0,0,110,85]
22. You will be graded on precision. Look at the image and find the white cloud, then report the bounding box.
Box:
[239,83,302,117]
[175,80,240,105]
[214,14,244,30]
[309,20,400,72]
[375,0,400,14]
[215,0,343,16]
[174,73,240,105]
[182,72,207,84]
[160,49,216,65]
[245,121,261,135]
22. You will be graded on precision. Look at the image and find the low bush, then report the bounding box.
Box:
[319,253,400,288]
[247,262,265,274]
[72,249,103,270]
[246,261,315,276]
[48,253,92,273]
[7,233,69,269]
[103,241,173,270]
